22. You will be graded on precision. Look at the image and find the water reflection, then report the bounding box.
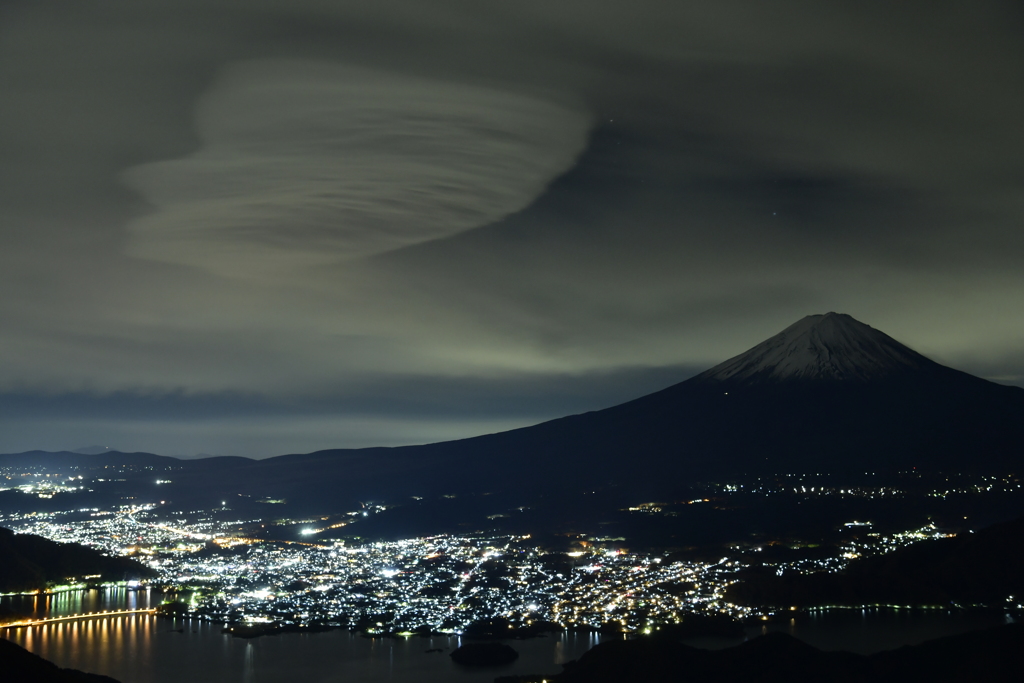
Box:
[244,641,256,683]
[2,594,1017,683]
[2,586,159,621]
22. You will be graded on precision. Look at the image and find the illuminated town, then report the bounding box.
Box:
[6,462,1010,636]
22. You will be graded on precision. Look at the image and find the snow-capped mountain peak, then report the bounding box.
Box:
[693,312,936,384]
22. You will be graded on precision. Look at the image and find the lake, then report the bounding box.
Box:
[1,590,1018,682]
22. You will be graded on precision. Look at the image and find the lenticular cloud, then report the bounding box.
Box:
[123,59,591,276]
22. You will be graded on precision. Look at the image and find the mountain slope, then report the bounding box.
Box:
[8,314,1021,510]
[213,313,1024,505]
[0,527,155,593]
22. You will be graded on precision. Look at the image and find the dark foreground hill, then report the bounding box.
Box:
[0,527,154,593]
[531,623,1024,683]
[0,638,120,683]
[727,514,1024,608]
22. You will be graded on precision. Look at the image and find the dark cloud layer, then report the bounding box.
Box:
[2,1,1023,455]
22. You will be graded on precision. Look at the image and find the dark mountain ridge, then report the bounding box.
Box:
[0,450,253,470]
[5,314,1023,510]
[243,314,1021,501]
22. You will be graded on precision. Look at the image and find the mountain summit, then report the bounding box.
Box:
[693,313,936,384]
[76,313,1022,515]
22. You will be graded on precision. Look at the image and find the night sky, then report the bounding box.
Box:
[2,1,1023,457]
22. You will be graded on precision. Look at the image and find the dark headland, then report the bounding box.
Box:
[0,637,121,683]
[0,527,154,594]
[500,622,1024,683]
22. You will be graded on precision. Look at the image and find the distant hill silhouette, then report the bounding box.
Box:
[0,450,249,469]
[727,514,1024,608]
[71,446,115,456]
[0,527,154,593]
